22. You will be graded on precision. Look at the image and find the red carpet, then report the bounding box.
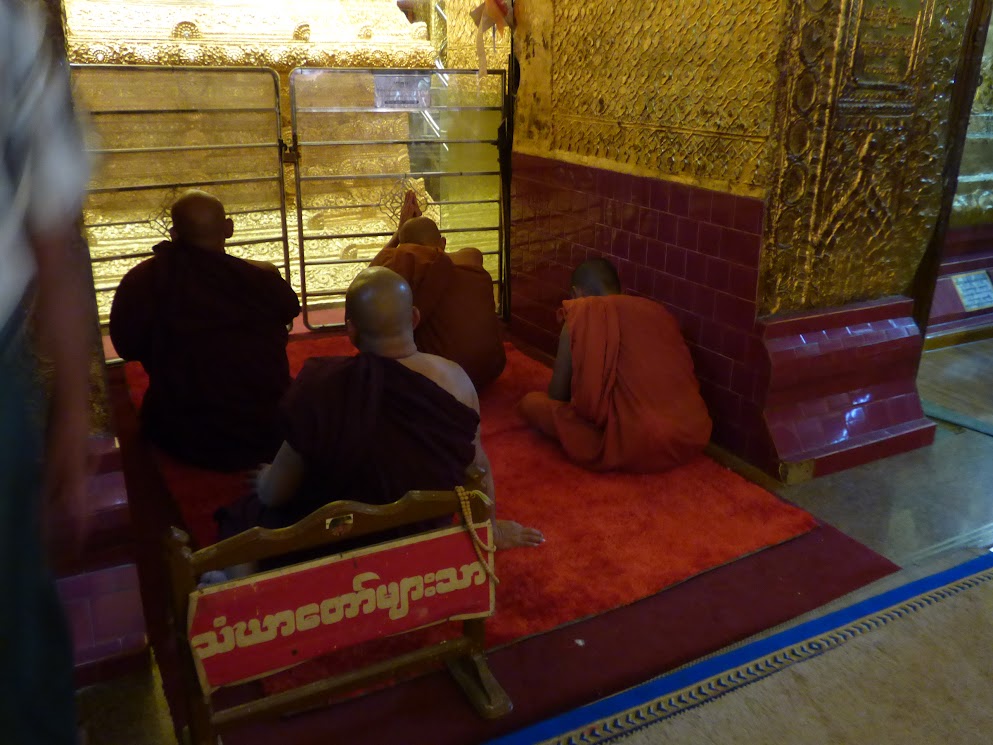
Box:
[108,341,896,745]
[123,335,816,650]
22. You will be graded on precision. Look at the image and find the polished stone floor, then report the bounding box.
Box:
[780,423,993,566]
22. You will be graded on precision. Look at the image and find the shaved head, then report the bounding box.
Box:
[397,216,445,248]
[170,190,232,252]
[345,267,417,350]
[571,258,621,296]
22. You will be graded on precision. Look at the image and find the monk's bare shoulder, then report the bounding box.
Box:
[398,352,478,412]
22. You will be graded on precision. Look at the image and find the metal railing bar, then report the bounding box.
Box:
[301,249,501,268]
[299,170,499,182]
[89,251,154,264]
[299,198,499,212]
[88,107,276,116]
[224,236,287,248]
[302,276,499,299]
[297,138,499,147]
[295,106,501,114]
[290,67,504,76]
[88,176,282,194]
[86,206,278,229]
[301,225,498,241]
[89,143,276,155]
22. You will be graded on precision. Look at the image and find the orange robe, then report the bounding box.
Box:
[370,242,505,389]
[520,295,711,472]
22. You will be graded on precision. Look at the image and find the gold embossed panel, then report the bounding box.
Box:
[72,66,289,325]
[513,0,789,195]
[760,0,970,314]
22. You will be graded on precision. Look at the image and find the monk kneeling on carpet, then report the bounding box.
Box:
[109,190,300,471]
[207,267,541,582]
[518,258,711,472]
[369,192,505,390]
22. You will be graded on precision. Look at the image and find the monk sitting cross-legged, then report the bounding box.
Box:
[518,258,712,473]
[210,266,542,580]
[369,196,506,390]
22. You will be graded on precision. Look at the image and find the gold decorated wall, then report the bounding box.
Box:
[760,0,971,314]
[513,0,974,316]
[513,0,790,197]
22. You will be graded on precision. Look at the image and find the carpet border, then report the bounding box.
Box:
[489,551,993,745]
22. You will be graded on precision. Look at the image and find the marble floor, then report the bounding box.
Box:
[76,346,993,745]
[781,423,993,567]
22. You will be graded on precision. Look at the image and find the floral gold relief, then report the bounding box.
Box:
[513,0,790,196]
[761,0,970,315]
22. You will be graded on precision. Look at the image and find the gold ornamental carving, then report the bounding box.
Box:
[513,0,790,196]
[760,0,969,315]
[62,0,436,71]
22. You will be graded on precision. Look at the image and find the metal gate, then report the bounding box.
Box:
[73,65,508,333]
[290,67,508,330]
[72,65,290,329]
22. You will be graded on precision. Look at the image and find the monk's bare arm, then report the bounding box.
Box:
[400,353,542,548]
[466,389,497,501]
[457,365,543,549]
[256,442,305,507]
[547,324,572,402]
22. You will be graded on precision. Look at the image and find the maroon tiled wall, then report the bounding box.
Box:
[510,153,766,458]
[510,152,934,476]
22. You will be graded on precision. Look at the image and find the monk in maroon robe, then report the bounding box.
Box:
[109,191,300,471]
[519,259,712,472]
[210,267,541,578]
[370,213,506,390]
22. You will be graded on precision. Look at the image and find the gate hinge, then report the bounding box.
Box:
[280,140,300,164]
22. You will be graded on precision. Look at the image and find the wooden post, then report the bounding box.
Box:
[165,528,218,745]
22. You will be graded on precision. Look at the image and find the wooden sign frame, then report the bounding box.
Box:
[165,467,511,744]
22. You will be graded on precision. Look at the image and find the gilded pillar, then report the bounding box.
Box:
[761,0,972,316]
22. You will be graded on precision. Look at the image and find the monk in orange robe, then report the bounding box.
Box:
[369,205,505,390]
[518,259,712,472]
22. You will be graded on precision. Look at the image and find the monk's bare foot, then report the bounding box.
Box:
[494,519,544,549]
[198,570,229,588]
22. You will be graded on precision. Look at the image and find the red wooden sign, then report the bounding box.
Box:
[188,523,495,690]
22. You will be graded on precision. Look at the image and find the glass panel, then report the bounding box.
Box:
[291,68,506,328]
[952,30,993,228]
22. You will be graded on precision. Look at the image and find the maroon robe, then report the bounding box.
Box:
[215,354,479,553]
[109,240,300,470]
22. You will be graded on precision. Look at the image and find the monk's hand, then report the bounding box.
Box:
[494,519,544,550]
[251,463,271,494]
[399,189,422,225]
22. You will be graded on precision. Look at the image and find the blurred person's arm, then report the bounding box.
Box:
[31,224,94,547]
[17,5,94,546]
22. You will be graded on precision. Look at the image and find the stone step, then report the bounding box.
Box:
[57,563,149,688]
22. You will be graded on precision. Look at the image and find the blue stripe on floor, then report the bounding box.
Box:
[487,551,993,745]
